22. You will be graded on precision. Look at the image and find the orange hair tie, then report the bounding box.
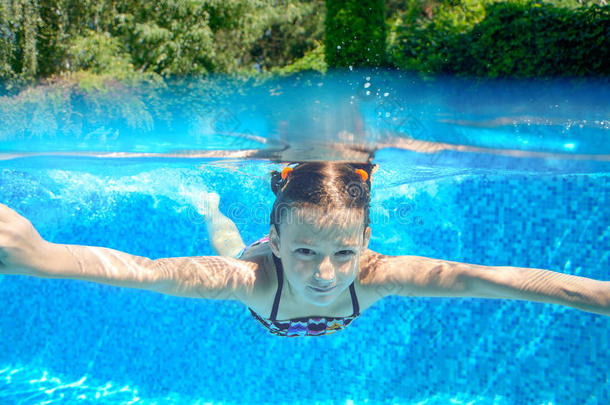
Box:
[355,169,368,182]
[281,167,293,180]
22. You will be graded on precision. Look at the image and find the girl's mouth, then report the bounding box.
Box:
[308,285,336,293]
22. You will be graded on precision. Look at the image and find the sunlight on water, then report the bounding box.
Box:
[0,364,533,405]
[0,365,141,404]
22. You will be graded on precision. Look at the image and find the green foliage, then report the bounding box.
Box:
[1,0,608,93]
[247,0,325,72]
[325,0,387,68]
[1,0,327,92]
[116,0,216,76]
[0,0,41,87]
[389,0,610,78]
[66,31,135,77]
[272,41,327,75]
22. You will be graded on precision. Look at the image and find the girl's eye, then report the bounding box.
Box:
[295,249,355,256]
[338,250,355,256]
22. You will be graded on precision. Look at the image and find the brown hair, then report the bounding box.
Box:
[269,162,377,236]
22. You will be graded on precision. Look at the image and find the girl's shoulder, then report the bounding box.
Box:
[233,242,276,306]
[355,248,390,309]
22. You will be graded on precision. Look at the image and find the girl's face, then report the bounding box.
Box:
[269,207,371,307]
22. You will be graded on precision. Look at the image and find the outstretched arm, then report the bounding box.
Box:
[371,254,610,316]
[0,203,256,300]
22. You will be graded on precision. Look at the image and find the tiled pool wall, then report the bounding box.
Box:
[0,165,608,404]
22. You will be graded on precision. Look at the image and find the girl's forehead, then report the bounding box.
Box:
[281,207,364,242]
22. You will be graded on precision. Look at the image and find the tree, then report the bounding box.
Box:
[325,0,387,68]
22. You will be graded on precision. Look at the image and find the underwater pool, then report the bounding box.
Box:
[0,72,609,404]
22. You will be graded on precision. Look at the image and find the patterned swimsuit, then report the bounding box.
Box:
[239,236,361,337]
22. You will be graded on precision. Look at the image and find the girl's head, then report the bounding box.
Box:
[267,162,377,306]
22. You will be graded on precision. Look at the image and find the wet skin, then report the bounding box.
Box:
[268,206,371,309]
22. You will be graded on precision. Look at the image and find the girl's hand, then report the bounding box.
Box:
[0,203,50,274]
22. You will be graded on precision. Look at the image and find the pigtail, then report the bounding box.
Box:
[270,162,300,196]
[270,170,283,196]
[349,163,377,186]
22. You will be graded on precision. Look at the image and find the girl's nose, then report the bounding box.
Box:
[314,256,336,282]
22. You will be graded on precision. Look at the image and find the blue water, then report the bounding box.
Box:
[1,72,609,404]
[2,72,609,157]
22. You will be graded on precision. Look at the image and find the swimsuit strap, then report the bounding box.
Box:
[270,253,284,322]
[348,281,360,316]
[269,253,360,320]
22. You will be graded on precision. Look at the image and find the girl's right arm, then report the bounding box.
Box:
[0,203,257,300]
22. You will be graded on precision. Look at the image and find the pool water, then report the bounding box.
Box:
[0,72,609,404]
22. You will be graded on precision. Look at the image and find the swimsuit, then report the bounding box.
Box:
[239,235,361,337]
[236,235,271,259]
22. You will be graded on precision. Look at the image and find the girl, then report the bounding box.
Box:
[0,162,608,337]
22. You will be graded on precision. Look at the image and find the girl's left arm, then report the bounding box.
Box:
[369,254,610,316]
